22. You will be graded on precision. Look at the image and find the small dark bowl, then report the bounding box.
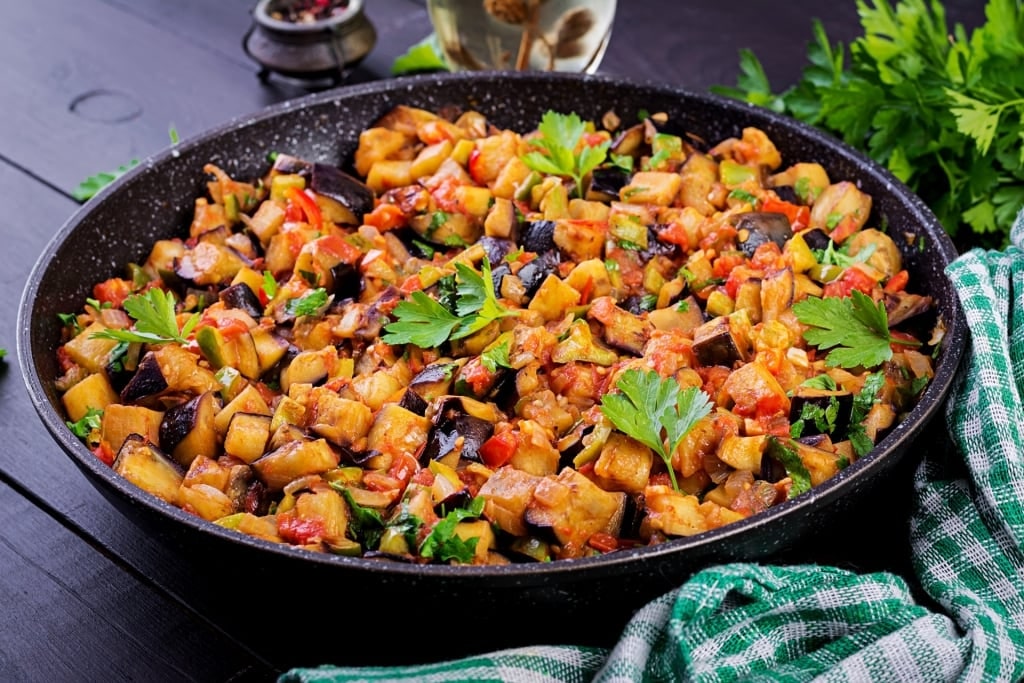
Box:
[18,71,966,665]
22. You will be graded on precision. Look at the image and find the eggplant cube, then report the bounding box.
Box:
[309,391,374,448]
[159,391,221,468]
[224,413,273,464]
[478,466,544,537]
[593,433,654,494]
[716,434,767,472]
[113,434,184,505]
[101,404,165,455]
[62,371,120,422]
[525,468,626,557]
[252,438,339,492]
[643,485,709,537]
[693,316,750,367]
[366,404,431,468]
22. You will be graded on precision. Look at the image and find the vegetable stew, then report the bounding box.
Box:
[54,104,941,564]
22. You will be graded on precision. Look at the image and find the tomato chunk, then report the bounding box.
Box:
[479,431,518,469]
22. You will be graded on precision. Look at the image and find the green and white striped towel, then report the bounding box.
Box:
[282,210,1024,683]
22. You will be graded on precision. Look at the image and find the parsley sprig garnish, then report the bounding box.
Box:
[382,257,516,348]
[284,287,329,317]
[66,407,103,443]
[793,289,919,369]
[600,369,713,492]
[92,289,198,345]
[521,111,609,198]
[419,497,485,564]
[480,338,513,373]
[848,371,886,457]
[766,437,812,498]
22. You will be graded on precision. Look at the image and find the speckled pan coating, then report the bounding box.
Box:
[18,71,967,657]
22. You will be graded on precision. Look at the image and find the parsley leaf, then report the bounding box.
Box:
[381,291,463,348]
[66,407,103,441]
[521,111,610,198]
[790,396,840,438]
[480,338,513,373]
[382,257,516,348]
[600,368,713,491]
[793,289,918,369]
[284,288,329,317]
[58,312,83,336]
[800,374,838,391]
[848,371,886,457]
[766,437,812,498]
[92,289,198,345]
[419,497,485,563]
[72,160,140,202]
[336,487,387,551]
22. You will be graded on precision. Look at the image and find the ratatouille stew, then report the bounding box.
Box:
[55,104,941,564]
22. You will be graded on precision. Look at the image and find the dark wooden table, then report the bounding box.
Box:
[0,1,985,680]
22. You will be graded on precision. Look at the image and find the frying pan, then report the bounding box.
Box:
[18,71,966,666]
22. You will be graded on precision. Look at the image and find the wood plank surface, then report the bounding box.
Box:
[0,0,298,196]
[0,485,269,682]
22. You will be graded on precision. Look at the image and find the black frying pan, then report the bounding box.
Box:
[18,71,966,666]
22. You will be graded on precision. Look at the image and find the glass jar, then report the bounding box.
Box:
[427,0,616,73]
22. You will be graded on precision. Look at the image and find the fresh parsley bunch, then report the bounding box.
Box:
[713,0,1024,249]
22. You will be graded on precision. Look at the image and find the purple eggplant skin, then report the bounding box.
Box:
[640,226,679,262]
[272,153,313,176]
[219,282,264,319]
[310,162,375,217]
[480,236,516,265]
[434,490,472,517]
[760,453,788,483]
[772,185,803,205]
[329,262,362,300]
[159,394,204,456]
[409,362,459,399]
[397,387,429,416]
[589,166,630,197]
[517,250,560,296]
[734,212,793,258]
[800,228,832,251]
[489,262,511,296]
[692,318,747,368]
[420,396,495,464]
[520,220,557,254]
[119,352,168,404]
